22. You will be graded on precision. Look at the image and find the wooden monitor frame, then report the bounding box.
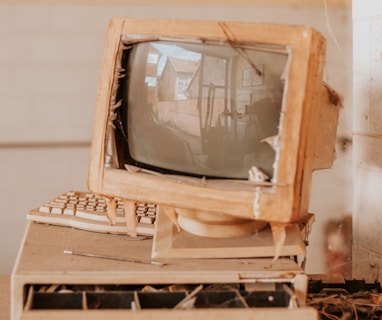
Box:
[88,17,339,228]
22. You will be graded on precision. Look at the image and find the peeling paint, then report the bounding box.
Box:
[337,135,352,153]
[324,82,343,107]
[248,166,269,183]
[253,186,262,219]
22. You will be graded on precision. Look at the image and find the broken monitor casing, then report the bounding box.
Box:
[88,17,340,258]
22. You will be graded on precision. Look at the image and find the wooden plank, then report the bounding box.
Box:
[3,0,349,6]
[20,308,318,320]
[0,275,10,320]
[13,223,305,279]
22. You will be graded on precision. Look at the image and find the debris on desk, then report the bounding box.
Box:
[307,279,382,320]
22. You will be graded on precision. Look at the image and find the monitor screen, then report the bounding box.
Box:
[115,41,289,180]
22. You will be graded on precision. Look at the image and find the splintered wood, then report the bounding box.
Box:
[105,197,117,225]
[269,223,287,268]
[122,198,138,237]
[162,206,181,232]
[307,291,382,320]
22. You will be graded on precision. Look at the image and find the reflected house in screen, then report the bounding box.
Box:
[158,55,199,101]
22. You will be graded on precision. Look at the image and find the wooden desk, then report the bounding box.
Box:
[0,275,10,320]
[12,222,317,320]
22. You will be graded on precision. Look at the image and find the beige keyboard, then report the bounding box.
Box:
[27,191,156,236]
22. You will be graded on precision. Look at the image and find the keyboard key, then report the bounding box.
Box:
[38,206,51,213]
[51,207,64,215]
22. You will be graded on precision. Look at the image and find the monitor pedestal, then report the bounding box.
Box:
[175,207,268,238]
[151,206,313,261]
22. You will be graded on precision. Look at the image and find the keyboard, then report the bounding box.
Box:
[27,191,157,236]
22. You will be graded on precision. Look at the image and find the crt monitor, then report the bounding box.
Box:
[88,18,339,237]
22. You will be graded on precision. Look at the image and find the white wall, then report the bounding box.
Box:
[0,3,352,274]
[352,0,382,281]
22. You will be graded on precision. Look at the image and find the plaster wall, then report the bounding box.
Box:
[352,0,382,281]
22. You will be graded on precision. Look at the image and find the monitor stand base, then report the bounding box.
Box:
[151,206,312,261]
[176,208,267,238]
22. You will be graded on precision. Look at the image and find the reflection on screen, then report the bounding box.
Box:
[124,41,288,180]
